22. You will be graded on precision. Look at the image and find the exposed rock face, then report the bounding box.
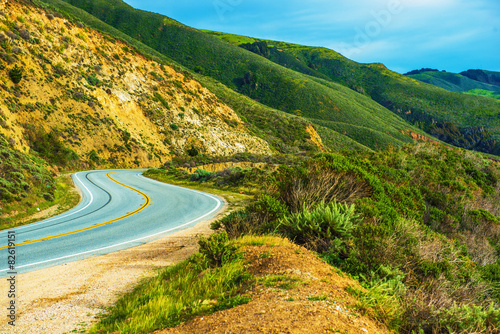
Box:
[0,1,271,168]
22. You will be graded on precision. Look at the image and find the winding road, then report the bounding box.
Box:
[0,169,224,277]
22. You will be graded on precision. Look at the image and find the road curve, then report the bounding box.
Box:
[0,169,224,277]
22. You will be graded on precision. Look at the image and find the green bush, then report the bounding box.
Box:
[274,201,359,252]
[190,169,213,183]
[24,127,79,167]
[247,194,289,223]
[193,231,240,269]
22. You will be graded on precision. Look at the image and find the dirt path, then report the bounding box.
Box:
[0,206,226,334]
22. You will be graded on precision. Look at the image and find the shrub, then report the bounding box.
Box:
[153,92,169,108]
[247,194,289,223]
[42,193,54,202]
[169,123,179,130]
[192,231,240,269]
[190,169,213,183]
[274,201,359,252]
[24,127,79,166]
[19,29,30,40]
[270,157,372,212]
[86,75,100,86]
[88,150,100,163]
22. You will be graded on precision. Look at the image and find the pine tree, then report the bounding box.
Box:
[187,145,199,157]
[9,65,23,84]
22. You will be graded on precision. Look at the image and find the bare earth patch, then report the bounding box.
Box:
[0,205,226,334]
[155,236,391,334]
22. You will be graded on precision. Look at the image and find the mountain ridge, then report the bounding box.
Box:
[406,68,500,100]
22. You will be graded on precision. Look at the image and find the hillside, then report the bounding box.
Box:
[85,143,500,334]
[0,0,278,226]
[461,69,500,86]
[204,32,500,155]
[0,0,272,171]
[50,0,437,153]
[406,68,500,99]
[132,236,391,334]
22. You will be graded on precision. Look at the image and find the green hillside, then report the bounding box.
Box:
[49,0,432,152]
[0,134,56,228]
[33,0,389,154]
[461,69,500,86]
[407,69,500,95]
[204,32,500,155]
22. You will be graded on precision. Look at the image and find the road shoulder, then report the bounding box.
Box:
[0,202,228,334]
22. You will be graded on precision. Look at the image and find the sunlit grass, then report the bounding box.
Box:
[88,245,252,333]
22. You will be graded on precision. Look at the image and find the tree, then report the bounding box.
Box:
[9,65,23,84]
[187,145,199,157]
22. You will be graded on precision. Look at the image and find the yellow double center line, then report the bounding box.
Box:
[0,172,151,250]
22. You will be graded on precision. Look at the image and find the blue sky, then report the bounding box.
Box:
[122,0,499,74]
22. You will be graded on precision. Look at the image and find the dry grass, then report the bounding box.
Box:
[274,164,372,212]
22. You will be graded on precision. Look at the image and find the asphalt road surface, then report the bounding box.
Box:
[0,169,223,277]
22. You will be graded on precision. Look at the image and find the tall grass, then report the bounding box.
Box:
[89,232,252,334]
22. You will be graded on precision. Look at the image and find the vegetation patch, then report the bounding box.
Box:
[88,232,252,334]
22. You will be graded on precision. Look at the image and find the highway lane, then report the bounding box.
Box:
[0,169,224,277]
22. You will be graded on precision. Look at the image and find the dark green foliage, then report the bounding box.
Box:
[239,41,271,58]
[186,145,198,157]
[429,122,497,154]
[42,192,54,201]
[461,69,500,86]
[246,195,289,222]
[88,149,100,163]
[8,65,23,84]
[153,92,169,109]
[86,75,100,86]
[192,231,240,269]
[24,126,79,167]
[190,169,212,183]
[169,123,178,130]
[187,167,264,188]
[0,135,55,208]
[274,201,359,252]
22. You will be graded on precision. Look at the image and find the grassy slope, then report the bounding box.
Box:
[461,69,500,86]
[408,71,500,94]
[0,134,56,228]
[204,32,500,154]
[34,0,332,155]
[90,143,500,333]
[54,0,429,152]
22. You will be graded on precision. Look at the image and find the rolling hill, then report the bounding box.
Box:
[48,0,500,155]
[406,68,500,100]
[0,0,274,224]
[48,0,439,153]
[206,33,500,155]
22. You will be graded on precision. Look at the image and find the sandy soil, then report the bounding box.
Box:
[0,203,227,334]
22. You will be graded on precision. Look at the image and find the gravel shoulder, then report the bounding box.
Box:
[0,204,226,334]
